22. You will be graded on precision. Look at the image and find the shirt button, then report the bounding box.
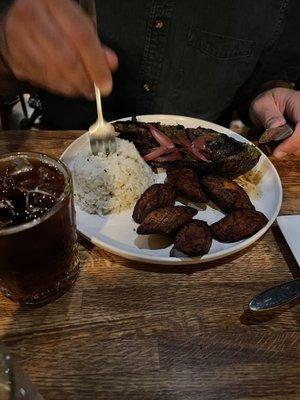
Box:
[155,19,164,29]
[143,83,151,92]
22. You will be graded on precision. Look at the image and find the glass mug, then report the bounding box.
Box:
[0,152,79,306]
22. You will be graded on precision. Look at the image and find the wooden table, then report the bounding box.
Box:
[0,131,299,400]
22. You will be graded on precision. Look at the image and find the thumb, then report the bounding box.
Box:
[102,45,118,72]
[250,93,286,129]
[273,121,300,159]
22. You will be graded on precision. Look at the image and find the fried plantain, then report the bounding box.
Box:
[201,175,254,213]
[211,209,268,242]
[174,220,212,256]
[137,206,197,235]
[133,184,176,223]
[166,168,208,203]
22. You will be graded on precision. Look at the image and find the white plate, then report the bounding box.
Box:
[61,114,282,265]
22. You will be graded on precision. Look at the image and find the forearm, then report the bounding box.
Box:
[0,58,27,95]
[0,11,26,95]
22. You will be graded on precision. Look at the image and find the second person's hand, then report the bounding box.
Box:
[0,0,118,99]
[250,87,300,158]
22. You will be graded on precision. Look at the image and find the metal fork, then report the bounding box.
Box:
[89,84,116,155]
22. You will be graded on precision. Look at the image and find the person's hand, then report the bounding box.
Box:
[0,0,118,98]
[250,87,300,158]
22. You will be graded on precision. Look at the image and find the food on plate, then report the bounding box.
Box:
[174,220,212,256]
[132,183,176,223]
[113,118,260,177]
[73,138,155,215]
[166,168,208,203]
[136,206,197,235]
[211,209,268,242]
[200,175,254,213]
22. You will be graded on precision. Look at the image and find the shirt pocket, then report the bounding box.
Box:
[189,29,255,60]
[172,28,258,120]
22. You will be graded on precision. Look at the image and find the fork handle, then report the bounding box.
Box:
[94,84,104,125]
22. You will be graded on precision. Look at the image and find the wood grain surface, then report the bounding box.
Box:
[0,130,299,400]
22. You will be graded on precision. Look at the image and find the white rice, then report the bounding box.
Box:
[73,138,155,215]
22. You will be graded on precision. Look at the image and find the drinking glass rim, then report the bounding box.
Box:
[0,151,72,236]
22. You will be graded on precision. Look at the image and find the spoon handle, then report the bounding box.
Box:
[249,279,300,311]
[94,84,104,125]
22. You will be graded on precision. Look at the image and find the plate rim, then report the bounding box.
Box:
[61,114,283,265]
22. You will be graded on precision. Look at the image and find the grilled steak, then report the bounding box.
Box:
[211,209,268,242]
[133,184,176,223]
[201,175,254,213]
[174,220,212,256]
[113,119,157,151]
[166,168,208,203]
[113,118,260,177]
[136,206,197,235]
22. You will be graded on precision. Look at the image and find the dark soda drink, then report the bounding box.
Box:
[0,152,79,306]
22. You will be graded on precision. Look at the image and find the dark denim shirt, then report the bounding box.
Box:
[3,0,300,129]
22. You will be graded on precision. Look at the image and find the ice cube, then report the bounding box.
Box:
[39,165,57,182]
[24,206,46,222]
[0,218,12,229]
[0,172,14,196]
[11,157,34,175]
[12,169,40,190]
[6,188,27,213]
[37,182,64,197]
[27,190,55,210]
[0,199,14,216]
[38,165,65,186]
[0,199,16,228]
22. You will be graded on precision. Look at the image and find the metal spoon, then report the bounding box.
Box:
[248,278,300,312]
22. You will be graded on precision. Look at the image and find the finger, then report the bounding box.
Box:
[284,90,300,123]
[103,45,118,72]
[273,121,300,159]
[250,92,286,129]
[46,0,113,95]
